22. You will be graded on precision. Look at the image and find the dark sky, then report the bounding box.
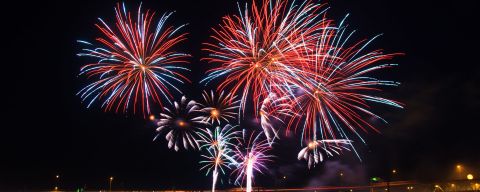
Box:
[5,0,480,191]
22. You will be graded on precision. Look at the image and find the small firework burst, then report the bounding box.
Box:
[231,131,273,192]
[297,139,352,169]
[154,96,208,151]
[198,124,240,192]
[199,90,240,125]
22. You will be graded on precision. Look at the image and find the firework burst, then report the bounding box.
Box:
[198,124,240,192]
[77,3,190,116]
[199,90,240,125]
[285,15,403,156]
[297,139,352,169]
[231,131,273,192]
[202,0,330,116]
[154,96,208,151]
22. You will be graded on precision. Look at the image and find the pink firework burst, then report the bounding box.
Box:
[231,131,273,192]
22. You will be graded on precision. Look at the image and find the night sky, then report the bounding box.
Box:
[5,0,480,191]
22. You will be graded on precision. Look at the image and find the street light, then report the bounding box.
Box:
[109,176,114,192]
[456,165,463,180]
[55,174,60,191]
[467,174,474,180]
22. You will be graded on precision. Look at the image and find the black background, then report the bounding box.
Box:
[4,0,480,191]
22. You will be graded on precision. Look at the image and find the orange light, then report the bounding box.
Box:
[149,114,155,121]
[308,142,316,149]
[178,121,185,127]
[210,109,219,117]
[392,169,397,174]
[215,157,222,164]
[212,140,218,146]
[110,176,114,181]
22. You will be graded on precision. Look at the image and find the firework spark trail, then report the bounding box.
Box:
[284,15,403,159]
[77,3,190,117]
[202,0,331,117]
[154,96,208,151]
[198,124,240,192]
[231,130,273,192]
[297,139,352,169]
[199,90,240,125]
[259,93,293,144]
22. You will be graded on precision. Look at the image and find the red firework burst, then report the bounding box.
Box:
[77,3,190,117]
[202,0,330,116]
[285,15,404,143]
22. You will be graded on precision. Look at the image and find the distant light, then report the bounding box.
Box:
[283,176,287,179]
[56,175,59,179]
[467,174,474,180]
[149,114,155,121]
[54,186,58,191]
[110,176,114,181]
[451,184,455,187]
[435,185,440,188]
[340,172,344,176]
[349,189,353,192]
[456,164,462,169]
[392,169,397,174]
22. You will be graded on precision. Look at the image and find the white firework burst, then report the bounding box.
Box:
[154,96,209,151]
